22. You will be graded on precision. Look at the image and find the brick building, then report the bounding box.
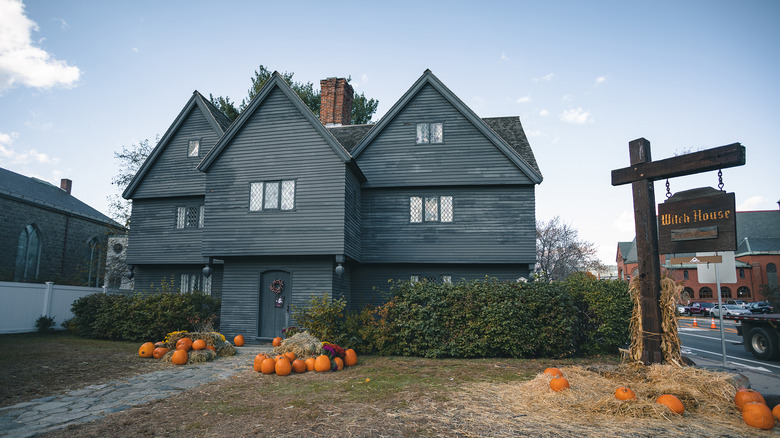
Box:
[0,167,125,286]
[617,208,780,303]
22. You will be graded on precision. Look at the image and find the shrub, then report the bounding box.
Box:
[291,292,346,343]
[35,315,56,333]
[565,273,632,355]
[69,291,220,342]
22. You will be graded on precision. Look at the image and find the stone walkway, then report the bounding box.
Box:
[0,346,269,438]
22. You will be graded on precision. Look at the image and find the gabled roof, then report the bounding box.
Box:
[616,239,638,264]
[199,72,354,171]
[350,69,543,184]
[328,124,374,152]
[123,90,229,199]
[0,167,121,227]
[736,210,780,256]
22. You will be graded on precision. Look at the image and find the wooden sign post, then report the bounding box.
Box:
[611,138,745,364]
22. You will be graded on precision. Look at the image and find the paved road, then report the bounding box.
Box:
[678,316,780,396]
[0,346,269,438]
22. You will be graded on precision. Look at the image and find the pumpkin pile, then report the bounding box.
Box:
[137,331,236,366]
[734,387,776,430]
[252,332,359,376]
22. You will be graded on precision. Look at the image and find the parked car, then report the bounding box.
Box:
[747,301,774,314]
[726,300,748,308]
[711,304,751,317]
[682,302,714,316]
[677,304,686,315]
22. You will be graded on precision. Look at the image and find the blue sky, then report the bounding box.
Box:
[1,0,778,264]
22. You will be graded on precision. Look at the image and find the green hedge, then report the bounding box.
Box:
[68,292,220,342]
[296,276,630,358]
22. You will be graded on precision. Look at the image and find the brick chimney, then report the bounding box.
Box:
[60,178,72,195]
[319,77,354,126]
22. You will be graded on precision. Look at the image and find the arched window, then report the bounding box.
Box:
[699,287,713,299]
[15,224,41,282]
[87,237,102,287]
[768,263,778,286]
[737,286,751,298]
[720,286,732,298]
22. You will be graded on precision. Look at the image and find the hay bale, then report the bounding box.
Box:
[161,331,235,357]
[272,331,323,359]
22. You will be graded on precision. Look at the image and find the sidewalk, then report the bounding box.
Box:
[0,345,269,438]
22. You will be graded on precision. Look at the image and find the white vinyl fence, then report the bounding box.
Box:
[0,281,111,334]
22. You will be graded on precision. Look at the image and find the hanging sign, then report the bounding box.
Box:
[657,188,736,254]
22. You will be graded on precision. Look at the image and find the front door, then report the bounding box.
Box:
[258,270,291,338]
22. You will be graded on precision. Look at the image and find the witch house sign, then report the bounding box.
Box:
[611,138,745,364]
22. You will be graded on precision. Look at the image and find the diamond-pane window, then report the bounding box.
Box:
[176,206,186,229]
[410,197,423,223]
[264,182,280,209]
[187,206,199,227]
[416,124,430,144]
[441,275,452,284]
[425,197,438,222]
[431,123,443,143]
[440,196,453,222]
[250,182,264,211]
[188,140,200,157]
[198,206,205,228]
[281,180,296,210]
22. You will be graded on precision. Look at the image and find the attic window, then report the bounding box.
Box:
[188,139,200,157]
[250,180,296,212]
[416,123,443,144]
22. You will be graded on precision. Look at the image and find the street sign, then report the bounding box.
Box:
[669,255,723,264]
[658,188,737,254]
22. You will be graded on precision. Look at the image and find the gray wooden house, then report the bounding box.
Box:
[123,70,542,340]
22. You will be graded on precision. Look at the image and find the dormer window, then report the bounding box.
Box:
[188,139,200,157]
[416,123,443,144]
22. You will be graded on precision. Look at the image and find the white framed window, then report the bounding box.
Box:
[181,273,212,295]
[410,196,453,223]
[441,275,452,284]
[176,205,204,229]
[251,180,296,211]
[188,139,200,157]
[416,123,443,144]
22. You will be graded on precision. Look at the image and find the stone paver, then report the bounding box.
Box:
[0,346,268,438]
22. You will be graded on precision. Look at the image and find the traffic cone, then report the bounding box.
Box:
[692,316,698,327]
[710,317,717,329]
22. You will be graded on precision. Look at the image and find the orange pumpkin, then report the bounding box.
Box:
[275,358,292,376]
[291,359,306,373]
[152,347,169,359]
[334,357,344,371]
[192,339,206,350]
[735,388,766,411]
[154,341,165,347]
[138,342,155,358]
[314,355,331,372]
[344,349,358,367]
[274,354,286,362]
[656,394,684,414]
[305,357,316,371]
[234,334,245,346]
[272,337,283,347]
[206,345,216,352]
[260,358,275,374]
[253,354,268,372]
[283,351,296,362]
[772,404,780,422]
[544,367,563,378]
[549,375,570,392]
[171,349,188,365]
[615,387,637,401]
[743,402,775,430]
[176,338,193,351]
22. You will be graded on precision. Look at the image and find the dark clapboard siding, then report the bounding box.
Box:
[343,168,362,260]
[355,83,533,188]
[133,264,223,301]
[350,263,532,309]
[202,87,348,257]
[132,106,221,198]
[126,196,205,264]
[219,256,334,340]
[361,185,536,264]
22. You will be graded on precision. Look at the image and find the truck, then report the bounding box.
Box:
[725,313,780,360]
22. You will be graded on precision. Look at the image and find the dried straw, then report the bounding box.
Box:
[628,275,684,366]
[272,331,323,359]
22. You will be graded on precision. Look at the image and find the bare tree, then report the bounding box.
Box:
[535,216,604,281]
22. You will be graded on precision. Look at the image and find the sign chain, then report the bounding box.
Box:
[665,179,672,199]
[717,169,724,191]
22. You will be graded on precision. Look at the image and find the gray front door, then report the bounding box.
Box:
[259,270,291,338]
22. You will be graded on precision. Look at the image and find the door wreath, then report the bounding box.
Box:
[271,279,285,308]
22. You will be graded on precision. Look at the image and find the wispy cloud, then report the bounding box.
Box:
[500,52,509,62]
[594,76,607,86]
[0,0,81,92]
[737,196,769,211]
[0,130,59,164]
[52,17,68,30]
[559,107,592,124]
[537,109,550,117]
[131,47,139,53]
[532,73,554,83]
[516,96,531,103]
